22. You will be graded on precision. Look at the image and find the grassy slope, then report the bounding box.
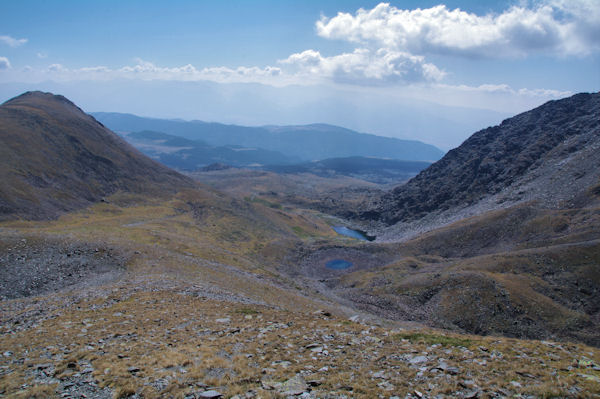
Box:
[338,190,600,346]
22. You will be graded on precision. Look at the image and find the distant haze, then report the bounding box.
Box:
[0,80,512,150]
[2,2,597,149]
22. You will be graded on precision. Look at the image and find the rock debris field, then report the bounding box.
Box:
[1,280,599,398]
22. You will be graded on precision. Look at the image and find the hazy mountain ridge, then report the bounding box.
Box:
[121,129,431,183]
[0,91,195,220]
[93,112,445,162]
[123,130,296,169]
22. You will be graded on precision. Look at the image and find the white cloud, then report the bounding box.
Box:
[38,59,285,85]
[116,59,282,83]
[47,63,66,72]
[434,83,571,98]
[0,35,27,48]
[316,1,600,57]
[0,57,11,69]
[280,48,444,84]
[37,52,47,59]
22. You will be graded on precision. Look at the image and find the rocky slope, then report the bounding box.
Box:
[2,279,599,398]
[0,91,194,221]
[360,92,600,232]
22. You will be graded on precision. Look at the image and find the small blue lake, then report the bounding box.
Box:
[326,259,354,270]
[333,226,376,241]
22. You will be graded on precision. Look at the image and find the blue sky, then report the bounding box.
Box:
[1,1,599,148]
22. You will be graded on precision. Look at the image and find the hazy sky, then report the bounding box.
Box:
[1,1,599,148]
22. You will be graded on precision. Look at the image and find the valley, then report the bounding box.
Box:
[0,91,599,398]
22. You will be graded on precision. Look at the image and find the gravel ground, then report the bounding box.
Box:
[0,233,127,300]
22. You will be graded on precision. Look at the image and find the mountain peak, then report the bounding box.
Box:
[0,91,194,221]
[361,91,600,229]
[3,90,77,107]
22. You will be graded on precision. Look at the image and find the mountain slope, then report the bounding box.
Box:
[0,91,194,220]
[361,92,600,229]
[93,112,445,162]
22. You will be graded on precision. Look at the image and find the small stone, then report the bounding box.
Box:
[261,379,279,390]
[216,318,230,323]
[510,381,522,388]
[372,371,387,379]
[198,390,223,398]
[464,390,480,398]
[127,366,140,373]
[414,390,423,398]
[279,375,308,396]
[578,374,600,383]
[409,355,428,364]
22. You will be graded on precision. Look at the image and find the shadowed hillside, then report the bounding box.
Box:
[0,91,195,220]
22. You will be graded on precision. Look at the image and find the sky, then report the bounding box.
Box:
[1,0,599,149]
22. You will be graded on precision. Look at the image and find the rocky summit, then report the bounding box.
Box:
[359,92,600,232]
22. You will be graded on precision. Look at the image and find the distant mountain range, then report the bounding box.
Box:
[264,157,431,185]
[116,130,431,184]
[92,112,445,163]
[122,130,297,169]
[0,92,194,220]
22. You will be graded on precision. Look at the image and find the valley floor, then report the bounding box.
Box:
[1,183,600,398]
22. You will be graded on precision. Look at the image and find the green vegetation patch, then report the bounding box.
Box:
[394,331,473,347]
[292,226,311,238]
[244,196,282,209]
[236,307,260,315]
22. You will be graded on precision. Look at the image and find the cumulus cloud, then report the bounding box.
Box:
[316,1,600,57]
[15,1,595,91]
[0,35,27,48]
[39,59,284,85]
[280,48,444,84]
[117,59,282,83]
[0,57,11,69]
